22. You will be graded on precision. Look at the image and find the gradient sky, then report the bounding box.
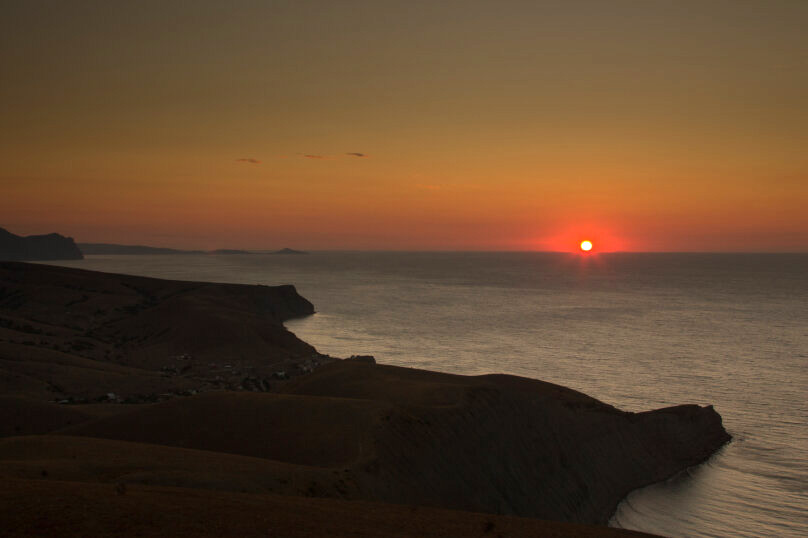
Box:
[2,0,806,251]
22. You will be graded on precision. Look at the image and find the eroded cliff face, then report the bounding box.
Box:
[0,228,83,261]
[285,361,731,524]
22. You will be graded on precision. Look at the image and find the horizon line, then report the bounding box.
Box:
[77,247,808,255]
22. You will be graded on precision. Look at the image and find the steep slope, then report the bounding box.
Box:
[0,228,83,261]
[285,361,731,524]
[52,360,730,525]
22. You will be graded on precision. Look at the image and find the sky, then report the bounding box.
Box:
[1,0,806,251]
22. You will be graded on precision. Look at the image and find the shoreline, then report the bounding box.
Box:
[0,261,731,536]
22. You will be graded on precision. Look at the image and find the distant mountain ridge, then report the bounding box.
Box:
[78,243,204,255]
[79,243,307,255]
[0,227,83,261]
[210,249,252,255]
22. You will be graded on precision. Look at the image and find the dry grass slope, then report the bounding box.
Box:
[1,478,658,538]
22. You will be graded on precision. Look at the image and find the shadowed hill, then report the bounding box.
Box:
[0,478,657,538]
[282,360,730,523]
[38,359,731,525]
[0,435,351,496]
[57,391,386,466]
[0,396,108,437]
[0,262,730,535]
[0,228,83,261]
[0,261,324,402]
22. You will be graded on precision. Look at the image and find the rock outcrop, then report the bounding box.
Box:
[282,360,731,524]
[0,227,83,261]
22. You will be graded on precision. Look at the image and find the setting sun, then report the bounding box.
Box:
[580,240,593,252]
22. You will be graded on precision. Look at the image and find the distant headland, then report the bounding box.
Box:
[78,243,205,255]
[209,249,252,255]
[0,227,83,261]
[78,242,308,256]
[1,228,311,261]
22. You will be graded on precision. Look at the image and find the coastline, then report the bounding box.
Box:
[0,261,731,536]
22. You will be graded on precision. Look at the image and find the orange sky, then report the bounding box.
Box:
[2,1,806,251]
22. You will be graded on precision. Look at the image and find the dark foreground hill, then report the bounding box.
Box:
[0,478,654,538]
[0,227,83,261]
[0,262,730,536]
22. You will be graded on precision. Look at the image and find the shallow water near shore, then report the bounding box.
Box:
[53,252,808,537]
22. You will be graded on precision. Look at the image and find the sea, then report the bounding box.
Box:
[52,251,808,537]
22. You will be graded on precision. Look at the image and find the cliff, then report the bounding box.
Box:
[0,262,730,536]
[0,261,320,402]
[0,228,83,261]
[282,361,730,524]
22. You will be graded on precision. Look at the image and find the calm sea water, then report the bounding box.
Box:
[53,252,807,537]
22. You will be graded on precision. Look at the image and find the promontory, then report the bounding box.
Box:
[0,227,83,261]
[0,261,730,537]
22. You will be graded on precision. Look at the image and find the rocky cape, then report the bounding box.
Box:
[0,262,730,537]
[0,227,83,261]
